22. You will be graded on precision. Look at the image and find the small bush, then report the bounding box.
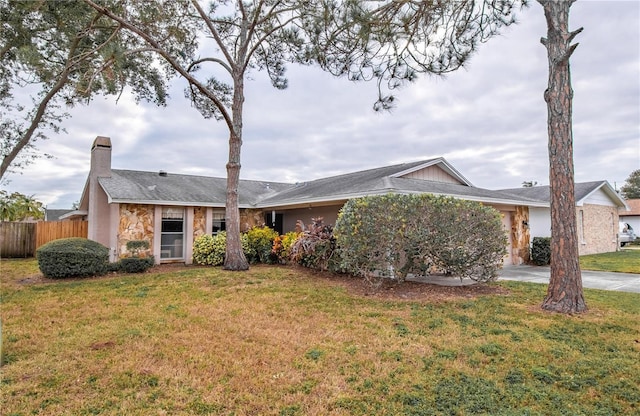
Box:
[531,237,551,265]
[118,257,155,273]
[244,226,279,264]
[36,238,109,279]
[193,233,227,266]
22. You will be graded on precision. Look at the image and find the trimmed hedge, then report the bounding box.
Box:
[118,256,155,273]
[36,237,109,279]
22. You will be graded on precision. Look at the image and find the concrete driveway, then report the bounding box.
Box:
[498,265,640,294]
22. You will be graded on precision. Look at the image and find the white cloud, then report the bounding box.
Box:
[3,0,639,207]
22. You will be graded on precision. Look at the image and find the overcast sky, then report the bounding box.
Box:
[3,0,639,209]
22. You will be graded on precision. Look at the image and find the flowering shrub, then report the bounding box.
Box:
[193,233,227,266]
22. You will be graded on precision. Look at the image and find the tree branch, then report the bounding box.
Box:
[83,0,234,132]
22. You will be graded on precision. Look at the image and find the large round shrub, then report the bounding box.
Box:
[36,237,109,279]
[335,194,507,283]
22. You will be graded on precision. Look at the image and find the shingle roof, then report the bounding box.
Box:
[256,172,542,208]
[45,209,74,221]
[95,163,618,210]
[499,181,627,207]
[98,170,292,207]
[621,199,640,216]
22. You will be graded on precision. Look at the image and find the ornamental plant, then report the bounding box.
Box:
[289,218,341,272]
[272,231,300,264]
[243,226,279,264]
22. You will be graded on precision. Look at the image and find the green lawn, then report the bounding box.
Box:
[1,259,639,415]
[580,248,640,273]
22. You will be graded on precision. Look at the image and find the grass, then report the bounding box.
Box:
[1,259,640,415]
[580,248,640,273]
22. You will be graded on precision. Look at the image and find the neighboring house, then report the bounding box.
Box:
[69,136,625,264]
[44,209,75,221]
[501,182,628,255]
[619,199,640,232]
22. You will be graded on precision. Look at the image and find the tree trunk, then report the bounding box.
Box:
[223,68,249,271]
[538,0,587,313]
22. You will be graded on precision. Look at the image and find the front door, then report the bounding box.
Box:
[264,212,284,235]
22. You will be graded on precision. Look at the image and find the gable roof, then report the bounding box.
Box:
[256,165,542,209]
[389,157,474,186]
[500,181,628,208]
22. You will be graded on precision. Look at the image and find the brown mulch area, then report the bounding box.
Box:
[18,263,509,302]
[309,270,510,302]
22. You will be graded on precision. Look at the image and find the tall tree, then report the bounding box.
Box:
[310,0,590,314]
[0,0,171,181]
[83,0,311,270]
[538,0,586,314]
[620,169,640,200]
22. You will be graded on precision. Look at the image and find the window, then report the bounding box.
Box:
[161,208,184,259]
[212,211,226,234]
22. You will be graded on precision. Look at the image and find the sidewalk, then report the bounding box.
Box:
[498,265,640,294]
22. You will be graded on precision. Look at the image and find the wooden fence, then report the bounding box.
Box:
[0,221,88,258]
[0,222,36,258]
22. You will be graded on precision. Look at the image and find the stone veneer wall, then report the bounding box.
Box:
[578,204,618,255]
[511,206,530,265]
[193,207,206,239]
[240,209,265,232]
[118,204,154,258]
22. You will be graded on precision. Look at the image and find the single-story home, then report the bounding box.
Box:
[67,136,628,265]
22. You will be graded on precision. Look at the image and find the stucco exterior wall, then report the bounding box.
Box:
[578,204,618,255]
[118,204,154,258]
[529,207,552,239]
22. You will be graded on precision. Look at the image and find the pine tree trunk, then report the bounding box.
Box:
[538,0,586,313]
[224,69,249,271]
